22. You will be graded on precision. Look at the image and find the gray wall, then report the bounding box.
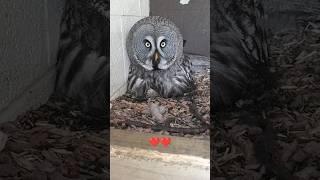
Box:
[150,0,210,57]
[0,0,64,123]
[262,0,320,33]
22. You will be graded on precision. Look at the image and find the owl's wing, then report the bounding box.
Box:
[211,0,269,66]
[185,54,210,74]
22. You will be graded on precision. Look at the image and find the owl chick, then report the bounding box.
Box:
[126,16,193,100]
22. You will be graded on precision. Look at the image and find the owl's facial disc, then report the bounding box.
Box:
[140,35,156,70]
[129,22,182,71]
[140,35,171,71]
[150,36,165,70]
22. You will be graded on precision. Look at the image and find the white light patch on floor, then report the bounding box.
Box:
[110,145,210,180]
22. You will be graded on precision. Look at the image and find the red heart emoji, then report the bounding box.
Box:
[149,137,160,147]
[161,137,171,148]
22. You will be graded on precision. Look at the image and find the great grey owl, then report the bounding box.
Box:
[126,16,193,99]
[55,0,109,116]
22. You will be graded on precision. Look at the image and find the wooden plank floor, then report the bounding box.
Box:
[110,129,210,180]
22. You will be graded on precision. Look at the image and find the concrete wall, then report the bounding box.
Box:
[110,0,150,100]
[0,0,64,123]
[150,0,210,57]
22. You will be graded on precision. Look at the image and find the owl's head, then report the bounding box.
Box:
[126,16,183,71]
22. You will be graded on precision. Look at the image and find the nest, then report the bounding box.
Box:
[111,69,210,137]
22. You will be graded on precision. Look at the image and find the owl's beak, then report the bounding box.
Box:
[152,51,160,70]
[153,51,160,63]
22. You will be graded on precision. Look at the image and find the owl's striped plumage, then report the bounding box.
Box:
[126,16,193,99]
[55,0,109,115]
[211,0,270,110]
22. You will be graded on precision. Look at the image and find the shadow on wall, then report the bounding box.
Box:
[261,0,320,33]
[0,0,64,123]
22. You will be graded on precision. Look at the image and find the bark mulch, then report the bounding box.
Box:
[0,96,108,180]
[212,25,320,179]
[110,68,210,137]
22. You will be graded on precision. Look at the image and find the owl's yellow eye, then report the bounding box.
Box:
[160,41,166,48]
[145,41,151,48]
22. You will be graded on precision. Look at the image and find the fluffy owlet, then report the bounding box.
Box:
[126,16,193,100]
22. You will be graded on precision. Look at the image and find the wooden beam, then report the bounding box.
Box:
[110,128,210,159]
[110,146,210,180]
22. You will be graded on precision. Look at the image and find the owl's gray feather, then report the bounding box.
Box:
[55,0,108,115]
[126,16,193,99]
[211,0,270,110]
